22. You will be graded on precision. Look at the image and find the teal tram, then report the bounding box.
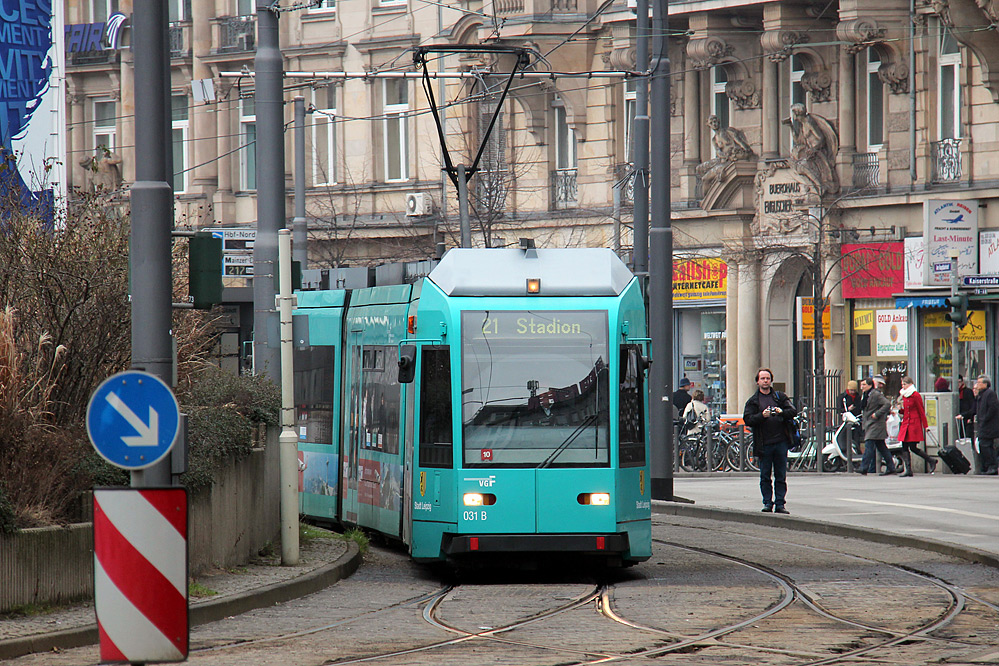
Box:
[293,247,652,566]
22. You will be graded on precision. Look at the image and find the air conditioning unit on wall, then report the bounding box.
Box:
[405,192,432,216]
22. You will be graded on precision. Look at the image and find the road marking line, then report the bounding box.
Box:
[839,498,999,522]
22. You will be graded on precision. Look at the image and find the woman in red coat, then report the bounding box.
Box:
[897,376,937,476]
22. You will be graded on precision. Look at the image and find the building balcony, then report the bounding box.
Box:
[931,138,961,184]
[169,23,190,58]
[851,152,879,192]
[494,0,596,17]
[550,168,578,210]
[215,15,256,54]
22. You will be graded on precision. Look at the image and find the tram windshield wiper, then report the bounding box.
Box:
[537,414,598,469]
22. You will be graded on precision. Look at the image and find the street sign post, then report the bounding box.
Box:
[87,370,181,470]
[94,487,188,663]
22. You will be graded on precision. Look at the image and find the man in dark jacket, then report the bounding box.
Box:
[956,375,976,443]
[837,380,863,451]
[857,376,897,475]
[744,368,797,514]
[974,375,999,475]
[672,377,692,420]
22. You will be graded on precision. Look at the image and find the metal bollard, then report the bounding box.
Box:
[739,427,747,472]
[706,424,713,472]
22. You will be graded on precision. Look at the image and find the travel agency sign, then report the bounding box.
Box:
[924,200,978,286]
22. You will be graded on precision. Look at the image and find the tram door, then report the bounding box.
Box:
[341,329,363,524]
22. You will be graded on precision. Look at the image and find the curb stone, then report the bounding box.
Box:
[654,501,999,570]
[0,541,361,661]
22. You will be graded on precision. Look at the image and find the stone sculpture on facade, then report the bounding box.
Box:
[79,148,123,192]
[695,115,757,186]
[783,103,839,197]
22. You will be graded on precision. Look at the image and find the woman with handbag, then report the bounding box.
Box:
[898,376,937,476]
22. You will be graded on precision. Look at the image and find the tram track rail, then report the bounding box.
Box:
[203,526,999,666]
[11,517,999,666]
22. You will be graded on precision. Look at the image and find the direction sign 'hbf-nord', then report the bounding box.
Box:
[87,371,181,470]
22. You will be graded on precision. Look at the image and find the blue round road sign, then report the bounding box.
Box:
[86,371,180,470]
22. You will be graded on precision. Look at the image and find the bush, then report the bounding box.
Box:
[177,365,279,491]
[0,482,16,534]
[0,194,278,527]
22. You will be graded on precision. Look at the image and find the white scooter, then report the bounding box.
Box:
[823,411,865,472]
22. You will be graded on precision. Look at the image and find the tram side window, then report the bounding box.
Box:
[294,347,334,445]
[419,347,453,468]
[619,345,646,467]
[359,345,400,455]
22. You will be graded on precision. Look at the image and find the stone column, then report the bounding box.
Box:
[683,66,701,199]
[725,260,740,414]
[737,258,761,408]
[66,90,80,193]
[191,0,217,196]
[119,64,135,185]
[213,79,234,223]
[837,47,856,188]
[762,59,779,160]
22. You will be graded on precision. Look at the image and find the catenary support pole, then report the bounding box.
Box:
[293,97,308,267]
[457,164,471,247]
[632,0,649,276]
[950,248,960,447]
[130,0,173,488]
[253,2,284,384]
[649,0,673,500]
[278,230,299,565]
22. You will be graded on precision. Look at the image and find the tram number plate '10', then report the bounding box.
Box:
[463,510,488,521]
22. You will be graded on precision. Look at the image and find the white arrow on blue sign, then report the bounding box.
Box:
[86,371,180,470]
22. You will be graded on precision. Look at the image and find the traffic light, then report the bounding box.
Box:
[944,293,969,328]
[189,232,223,309]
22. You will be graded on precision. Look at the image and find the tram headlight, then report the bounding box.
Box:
[578,493,611,506]
[464,493,484,506]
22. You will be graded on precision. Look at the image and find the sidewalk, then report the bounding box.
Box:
[663,472,999,562]
[0,530,361,661]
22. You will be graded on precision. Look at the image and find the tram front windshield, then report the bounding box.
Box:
[461,310,610,468]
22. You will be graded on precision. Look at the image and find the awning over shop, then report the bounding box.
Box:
[894,296,946,308]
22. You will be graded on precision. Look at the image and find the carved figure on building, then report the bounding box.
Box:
[695,115,756,185]
[783,103,839,197]
[79,148,123,192]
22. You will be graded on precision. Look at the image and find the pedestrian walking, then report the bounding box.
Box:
[857,376,897,475]
[744,368,797,514]
[897,376,937,477]
[974,375,999,475]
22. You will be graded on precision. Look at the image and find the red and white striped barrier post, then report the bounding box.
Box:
[93,488,188,663]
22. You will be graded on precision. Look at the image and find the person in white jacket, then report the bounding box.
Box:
[682,390,710,436]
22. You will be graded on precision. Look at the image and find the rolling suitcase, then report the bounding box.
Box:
[938,444,971,475]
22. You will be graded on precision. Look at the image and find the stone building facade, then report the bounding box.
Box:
[62,0,998,414]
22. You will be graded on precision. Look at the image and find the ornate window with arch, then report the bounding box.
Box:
[866,49,884,149]
[939,27,961,141]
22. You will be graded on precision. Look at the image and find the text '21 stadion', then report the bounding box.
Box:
[292,247,652,567]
